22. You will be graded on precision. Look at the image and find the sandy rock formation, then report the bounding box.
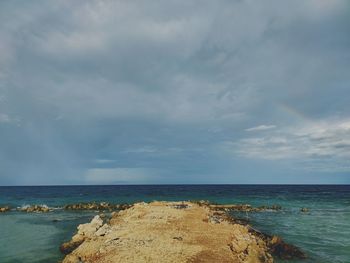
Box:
[61,201,275,263]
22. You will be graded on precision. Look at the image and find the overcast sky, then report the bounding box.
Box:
[0,0,350,185]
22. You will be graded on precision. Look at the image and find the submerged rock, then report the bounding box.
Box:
[0,206,11,213]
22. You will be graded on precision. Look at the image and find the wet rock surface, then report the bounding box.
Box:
[60,201,306,263]
[246,227,307,260]
[268,236,307,260]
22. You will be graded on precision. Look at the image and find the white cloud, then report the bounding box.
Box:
[227,119,350,171]
[245,125,276,132]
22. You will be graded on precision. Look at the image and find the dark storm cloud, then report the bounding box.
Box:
[0,0,349,184]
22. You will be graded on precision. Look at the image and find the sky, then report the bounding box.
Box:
[0,0,350,185]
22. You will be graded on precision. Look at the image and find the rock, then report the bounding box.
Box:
[301,208,309,213]
[210,204,282,212]
[64,202,132,211]
[171,203,189,209]
[95,224,111,236]
[230,238,249,253]
[59,215,105,256]
[91,215,104,225]
[60,254,82,263]
[99,213,106,219]
[118,203,132,210]
[270,205,282,210]
[210,204,253,211]
[60,239,84,255]
[0,206,10,213]
[62,201,277,263]
[18,205,50,213]
[269,235,307,260]
[192,200,211,206]
[77,215,103,238]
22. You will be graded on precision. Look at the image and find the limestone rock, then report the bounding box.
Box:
[61,201,278,263]
[95,224,111,236]
[77,215,103,238]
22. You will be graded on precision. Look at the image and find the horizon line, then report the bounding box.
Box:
[1,183,349,187]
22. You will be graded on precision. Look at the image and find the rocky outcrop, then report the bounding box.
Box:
[268,236,307,260]
[0,206,10,212]
[60,215,106,255]
[60,201,306,263]
[64,202,131,211]
[18,205,50,213]
[210,203,282,212]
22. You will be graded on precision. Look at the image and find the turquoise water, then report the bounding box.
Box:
[0,185,349,262]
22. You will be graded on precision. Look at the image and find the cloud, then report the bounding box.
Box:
[245,125,276,132]
[0,0,349,184]
[229,119,350,171]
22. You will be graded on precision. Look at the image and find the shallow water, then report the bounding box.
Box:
[0,185,349,262]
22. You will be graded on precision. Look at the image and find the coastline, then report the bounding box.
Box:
[59,201,306,263]
[1,185,349,262]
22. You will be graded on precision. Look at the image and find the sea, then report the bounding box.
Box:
[0,185,349,263]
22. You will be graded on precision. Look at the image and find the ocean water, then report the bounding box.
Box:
[0,185,349,263]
